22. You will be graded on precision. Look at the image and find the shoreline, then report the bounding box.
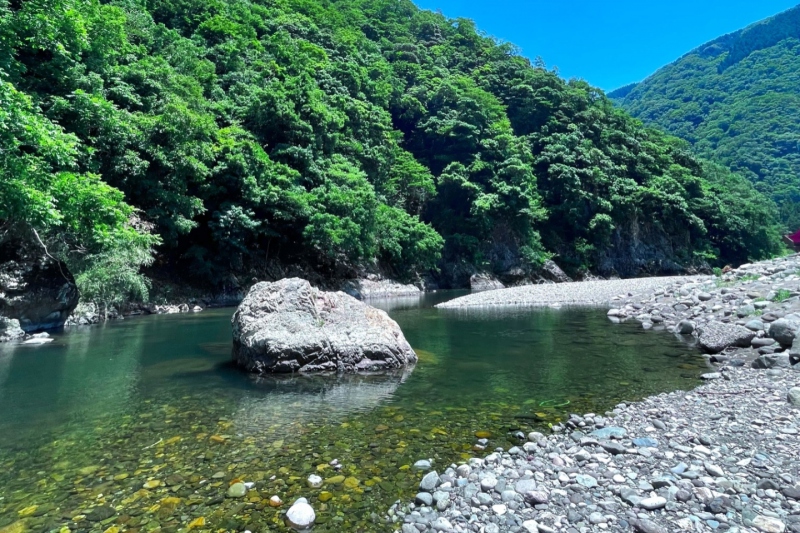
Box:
[389,255,800,533]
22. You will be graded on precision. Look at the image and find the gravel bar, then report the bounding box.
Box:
[389,256,800,533]
[436,277,704,309]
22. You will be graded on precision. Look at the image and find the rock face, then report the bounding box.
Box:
[697,321,756,354]
[0,232,79,333]
[469,273,505,292]
[231,278,418,373]
[0,317,25,342]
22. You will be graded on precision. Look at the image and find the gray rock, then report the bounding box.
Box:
[470,273,505,292]
[514,479,537,494]
[737,304,756,318]
[0,317,24,342]
[752,354,791,369]
[414,492,433,506]
[769,318,800,347]
[632,518,667,533]
[575,474,598,488]
[698,321,756,354]
[231,278,417,373]
[639,496,667,510]
[420,471,439,492]
[752,515,785,533]
[413,460,432,471]
[677,320,695,334]
[788,387,800,406]
[600,441,627,454]
[745,319,765,331]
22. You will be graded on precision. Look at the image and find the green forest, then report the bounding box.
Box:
[0,0,785,303]
[611,5,800,230]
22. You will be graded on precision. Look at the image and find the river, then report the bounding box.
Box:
[0,292,705,532]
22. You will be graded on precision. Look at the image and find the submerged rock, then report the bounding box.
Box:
[231,278,417,373]
[0,231,78,333]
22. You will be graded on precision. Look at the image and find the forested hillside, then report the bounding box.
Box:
[611,5,800,230]
[0,0,784,301]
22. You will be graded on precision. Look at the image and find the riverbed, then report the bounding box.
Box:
[0,292,706,533]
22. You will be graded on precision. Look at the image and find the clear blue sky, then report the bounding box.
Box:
[412,0,800,91]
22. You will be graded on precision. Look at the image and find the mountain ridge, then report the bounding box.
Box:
[611,4,800,229]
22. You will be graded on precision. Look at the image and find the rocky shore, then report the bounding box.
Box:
[436,277,698,309]
[388,254,800,533]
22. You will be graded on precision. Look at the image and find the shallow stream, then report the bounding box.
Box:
[0,292,705,532]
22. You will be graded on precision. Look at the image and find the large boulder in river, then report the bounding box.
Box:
[697,321,756,354]
[0,231,79,333]
[231,278,418,373]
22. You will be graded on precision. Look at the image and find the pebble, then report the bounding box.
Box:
[285,498,315,530]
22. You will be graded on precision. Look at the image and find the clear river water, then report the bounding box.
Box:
[0,292,706,533]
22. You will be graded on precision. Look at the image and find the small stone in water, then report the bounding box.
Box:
[307,474,323,488]
[226,482,246,498]
[269,495,283,507]
[285,498,315,530]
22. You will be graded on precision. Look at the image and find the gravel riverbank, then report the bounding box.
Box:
[435,277,701,309]
[388,255,800,533]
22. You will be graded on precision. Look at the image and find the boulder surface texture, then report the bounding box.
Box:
[697,321,756,354]
[231,278,417,373]
[0,231,79,332]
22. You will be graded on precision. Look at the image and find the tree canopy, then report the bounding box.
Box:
[611,5,800,231]
[0,0,784,296]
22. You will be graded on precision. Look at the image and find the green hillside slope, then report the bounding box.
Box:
[0,0,784,300]
[611,5,800,230]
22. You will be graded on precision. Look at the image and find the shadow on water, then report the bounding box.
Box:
[0,294,706,532]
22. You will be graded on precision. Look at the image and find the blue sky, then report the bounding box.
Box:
[411,0,800,91]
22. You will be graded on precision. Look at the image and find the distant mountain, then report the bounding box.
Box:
[610,5,800,229]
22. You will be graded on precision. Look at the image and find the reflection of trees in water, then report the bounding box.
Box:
[391,306,702,415]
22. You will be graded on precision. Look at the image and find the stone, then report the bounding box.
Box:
[632,437,659,448]
[698,321,756,353]
[677,320,695,334]
[788,388,800,406]
[0,231,79,333]
[524,490,549,504]
[514,479,537,494]
[86,506,116,522]
[0,317,24,342]
[522,520,540,533]
[769,318,800,347]
[589,426,627,439]
[752,354,791,369]
[414,492,433,506]
[306,474,323,488]
[285,498,315,530]
[413,459,432,471]
[752,515,786,533]
[600,441,627,454]
[231,278,417,373]
[226,482,246,498]
[745,319,766,331]
[419,471,439,492]
[632,518,667,533]
[469,273,505,292]
[639,496,667,510]
[575,474,598,488]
